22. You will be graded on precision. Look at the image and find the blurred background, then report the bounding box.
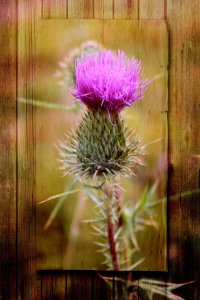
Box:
[30,20,168,270]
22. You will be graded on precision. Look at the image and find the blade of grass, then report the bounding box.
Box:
[18,97,79,112]
[39,188,80,204]
[43,179,77,230]
[147,188,200,209]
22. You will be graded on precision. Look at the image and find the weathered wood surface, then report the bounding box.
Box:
[0,0,200,299]
[0,1,17,300]
[42,0,67,19]
[17,0,41,299]
[167,1,200,298]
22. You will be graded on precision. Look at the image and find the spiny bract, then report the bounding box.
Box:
[60,108,144,181]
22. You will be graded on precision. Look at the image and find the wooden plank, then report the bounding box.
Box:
[41,272,67,300]
[17,0,40,299]
[114,0,138,19]
[93,273,113,300]
[0,1,17,299]
[68,0,94,19]
[139,0,165,19]
[42,0,67,19]
[66,272,92,299]
[136,20,168,271]
[94,0,113,19]
[167,0,200,297]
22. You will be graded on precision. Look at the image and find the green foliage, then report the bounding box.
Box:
[99,274,194,300]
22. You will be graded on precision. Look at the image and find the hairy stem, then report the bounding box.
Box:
[114,184,128,269]
[106,205,119,271]
[114,184,123,228]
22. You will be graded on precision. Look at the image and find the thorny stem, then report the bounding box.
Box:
[114,184,128,269]
[106,205,119,271]
[114,184,123,228]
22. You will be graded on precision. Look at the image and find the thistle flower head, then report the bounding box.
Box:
[54,40,104,87]
[72,50,151,112]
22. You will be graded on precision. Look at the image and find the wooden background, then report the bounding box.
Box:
[0,0,200,299]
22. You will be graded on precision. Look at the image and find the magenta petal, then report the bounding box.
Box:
[71,50,152,112]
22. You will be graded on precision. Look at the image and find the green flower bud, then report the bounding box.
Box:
[60,108,145,181]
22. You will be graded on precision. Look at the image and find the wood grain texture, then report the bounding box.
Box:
[42,0,67,19]
[17,0,40,299]
[94,0,113,19]
[93,272,113,300]
[114,0,138,19]
[66,272,93,299]
[135,20,168,270]
[139,0,165,19]
[41,273,67,300]
[68,0,94,18]
[1,0,200,298]
[167,0,200,298]
[0,1,17,299]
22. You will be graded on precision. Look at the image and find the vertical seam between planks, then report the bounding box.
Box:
[41,0,43,19]
[165,8,171,273]
[41,273,43,300]
[112,277,114,299]
[91,272,94,300]
[66,0,68,19]
[138,0,140,20]
[16,0,19,298]
[164,0,167,20]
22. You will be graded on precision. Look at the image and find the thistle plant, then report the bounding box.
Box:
[57,50,154,270]
[61,50,150,182]
[99,274,194,300]
[39,48,198,297]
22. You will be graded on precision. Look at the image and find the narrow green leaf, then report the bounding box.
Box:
[18,97,79,112]
[84,189,102,206]
[44,179,77,230]
[39,188,80,204]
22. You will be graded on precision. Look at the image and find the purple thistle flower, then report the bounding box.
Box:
[72,50,151,113]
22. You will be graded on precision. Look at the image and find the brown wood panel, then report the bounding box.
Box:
[1,0,199,299]
[66,272,93,299]
[42,0,67,19]
[114,0,138,19]
[0,1,17,300]
[17,0,40,299]
[139,0,165,19]
[93,272,113,300]
[94,0,113,19]
[167,0,200,297]
[68,0,94,19]
[41,273,67,300]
